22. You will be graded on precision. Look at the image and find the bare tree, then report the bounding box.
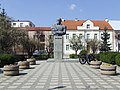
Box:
[46,35,54,58]
[86,39,101,54]
[69,35,83,55]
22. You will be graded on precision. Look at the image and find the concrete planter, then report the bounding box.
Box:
[18,61,29,69]
[90,61,102,69]
[27,58,36,65]
[100,64,117,75]
[3,65,19,76]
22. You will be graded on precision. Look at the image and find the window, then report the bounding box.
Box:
[66,44,69,51]
[73,34,76,38]
[79,34,83,39]
[87,34,90,40]
[66,34,69,39]
[86,24,90,29]
[20,23,23,27]
[40,35,45,42]
[13,23,16,26]
[94,34,97,39]
[118,34,120,40]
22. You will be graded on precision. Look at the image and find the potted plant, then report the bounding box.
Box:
[18,61,29,69]
[100,64,117,75]
[3,65,19,76]
[90,60,102,69]
[27,56,36,65]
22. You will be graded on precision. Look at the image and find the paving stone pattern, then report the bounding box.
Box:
[0,61,120,90]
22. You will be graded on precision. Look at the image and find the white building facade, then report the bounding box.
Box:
[11,19,120,57]
[108,20,120,52]
[11,20,35,27]
[62,19,114,58]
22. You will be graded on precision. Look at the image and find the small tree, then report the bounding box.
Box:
[100,26,111,52]
[86,39,101,54]
[0,9,19,53]
[69,35,83,55]
[46,35,54,58]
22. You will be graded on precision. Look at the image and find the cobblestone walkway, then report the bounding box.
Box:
[0,60,120,90]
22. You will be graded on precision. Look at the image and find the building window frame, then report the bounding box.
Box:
[66,44,69,51]
[79,34,83,39]
[94,34,97,39]
[73,33,76,39]
[86,24,90,29]
[13,23,16,26]
[66,34,69,39]
[87,34,90,40]
[20,23,23,27]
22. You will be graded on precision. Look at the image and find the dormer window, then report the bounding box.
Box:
[86,24,90,29]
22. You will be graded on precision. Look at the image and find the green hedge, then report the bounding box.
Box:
[69,54,78,58]
[100,52,118,64]
[79,50,88,55]
[115,53,120,66]
[0,54,15,67]
[33,54,48,60]
[14,55,26,62]
[94,54,100,61]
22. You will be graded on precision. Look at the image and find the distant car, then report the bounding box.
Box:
[33,50,48,55]
[33,50,40,55]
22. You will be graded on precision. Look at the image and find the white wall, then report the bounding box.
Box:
[63,20,114,58]
[11,21,34,27]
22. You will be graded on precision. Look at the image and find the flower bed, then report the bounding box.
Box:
[3,65,19,76]
[90,61,102,69]
[27,58,36,65]
[100,64,117,75]
[18,61,29,69]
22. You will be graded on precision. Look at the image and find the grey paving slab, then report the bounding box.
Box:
[0,60,120,90]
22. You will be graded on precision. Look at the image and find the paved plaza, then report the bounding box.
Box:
[0,60,120,90]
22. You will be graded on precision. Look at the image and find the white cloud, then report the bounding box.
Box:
[69,4,76,10]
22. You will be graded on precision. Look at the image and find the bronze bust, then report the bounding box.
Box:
[51,18,66,36]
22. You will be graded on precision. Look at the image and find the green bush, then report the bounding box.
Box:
[0,54,15,67]
[69,54,78,58]
[33,54,48,60]
[79,50,88,55]
[14,55,26,62]
[115,53,120,66]
[94,54,100,61]
[100,52,118,64]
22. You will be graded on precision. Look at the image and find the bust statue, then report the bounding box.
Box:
[51,18,66,36]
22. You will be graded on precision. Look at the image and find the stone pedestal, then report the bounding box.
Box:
[54,35,63,61]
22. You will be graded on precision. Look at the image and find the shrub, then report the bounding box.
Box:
[94,54,100,61]
[0,54,15,67]
[79,50,88,55]
[69,54,78,58]
[14,55,26,62]
[33,54,48,60]
[115,53,120,66]
[100,52,118,64]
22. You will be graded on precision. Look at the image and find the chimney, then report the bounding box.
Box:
[105,18,109,22]
[62,18,65,22]
[75,18,78,21]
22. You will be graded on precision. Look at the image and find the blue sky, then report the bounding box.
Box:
[1,0,120,26]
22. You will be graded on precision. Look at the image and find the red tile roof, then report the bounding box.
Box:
[62,20,113,30]
[18,27,51,31]
[16,20,113,31]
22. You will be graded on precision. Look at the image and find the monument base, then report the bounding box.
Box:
[54,35,63,61]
